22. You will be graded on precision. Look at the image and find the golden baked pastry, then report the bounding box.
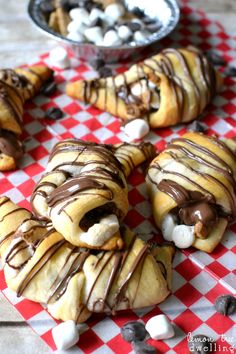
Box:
[66,47,222,129]
[0,197,174,323]
[31,139,155,250]
[0,66,53,170]
[146,132,236,253]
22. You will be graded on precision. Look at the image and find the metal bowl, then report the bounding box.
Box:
[28,0,180,64]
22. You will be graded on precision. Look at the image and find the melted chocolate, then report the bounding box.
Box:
[179,202,218,226]
[0,129,23,159]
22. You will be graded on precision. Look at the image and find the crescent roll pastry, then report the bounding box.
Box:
[0,197,175,323]
[0,65,53,170]
[66,47,222,129]
[31,139,155,250]
[146,132,236,253]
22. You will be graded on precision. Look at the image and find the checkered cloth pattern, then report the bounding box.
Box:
[0,1,236,353]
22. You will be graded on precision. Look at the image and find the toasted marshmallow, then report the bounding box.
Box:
[49,47,70,69]
[52,320,79,350]
[124,119,150,140]
[145,314,175,340]
[80,214,119,246]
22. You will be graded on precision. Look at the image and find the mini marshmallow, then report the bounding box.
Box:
[69,8,91,26]
[80,214,119,246]
[124,119,150,140]
[145,314,175,340]
[161,214,176,242]
[89,8,104,23]
[118,25,133,41]
[49,47,70,69]
[103,30,122,46]
[172,225,195,248]
[104,3,125,21]
[67,20,87,34]
[67,31,84,42]
[84,26,103,44]
[52,320,79,350]
[134,30,150,43]
[130,82,145,96]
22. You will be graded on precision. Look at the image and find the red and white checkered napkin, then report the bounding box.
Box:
[0,2,236,353]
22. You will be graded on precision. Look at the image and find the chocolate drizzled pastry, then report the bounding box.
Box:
[146,132,236,253]
[0,197,175,324]
[0,65,53,171]
[31,138,156,250]
[66,46,222,129]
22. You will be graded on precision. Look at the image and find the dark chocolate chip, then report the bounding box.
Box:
[128,21,142,32]
[132,341,157,354]
[60,0,79,12]
[215,295,236,316]
[40,80,57,96]
[132,7,145,18]
[224,66,236,77]
[39,0,55,14]
[188,334,214,353]
[205,51,226,66]
[98,66,113,78]
[90,58,105,70]
[45,107,64,120]
[84,0,96,12]
[188,120,208,133]
[121,321,148,343]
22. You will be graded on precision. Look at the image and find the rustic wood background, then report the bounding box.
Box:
[0,1,235,353]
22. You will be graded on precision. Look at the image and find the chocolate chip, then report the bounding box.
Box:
[215,295,236,316]
[84,0,96,12]
[39,0,55,14]
[128,21,142,32]
[188,335,214,353]
[60,0,79,12]
[132,341,157,354]
[205,51,226,66]
[121,321,148,343]
[145,23,161,33]
[90,58,105,70]
[90,17,104,27]
[132,7,145,18]
[188,120,208,133]
[45,107,64,120]
[98,66,113,78]
[224,66,236,77]
[40,80,57,96]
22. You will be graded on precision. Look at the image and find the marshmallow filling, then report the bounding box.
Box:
[117,78,160,114]
[79,202,121,232]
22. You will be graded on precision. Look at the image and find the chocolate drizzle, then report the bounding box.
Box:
[80,47,217,124]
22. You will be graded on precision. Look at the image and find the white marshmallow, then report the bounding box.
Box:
[161,214,176,242]
[69,8,91,26]
[52,320,79,350]
[84,26,103,44]
[124,119,150,140]
[67,31,84,42]
[145,314,175,340]
[118,25,132,41]
[49,47,70,69]
[103,30,122,46]
[172,225,195,248]
[67,20,87,34]
[151,91,160,109]
[134,30,150,43]
[89,8,104,23]
[80,214,119,246]
[130,81,146,96]
[104,3,125,21]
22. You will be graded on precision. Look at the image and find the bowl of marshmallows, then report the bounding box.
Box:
[28,0,180,63]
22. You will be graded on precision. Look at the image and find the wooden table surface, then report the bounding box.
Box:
[0,1,235,353]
